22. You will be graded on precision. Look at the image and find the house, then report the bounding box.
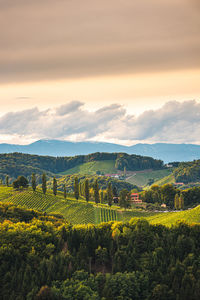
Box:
[131,193,142,204]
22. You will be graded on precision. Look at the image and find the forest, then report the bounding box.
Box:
[0,202,200,300]
[173,160,200,183]
[0,152,164,180]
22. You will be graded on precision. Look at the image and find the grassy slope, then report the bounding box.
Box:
[59,160,117,175]
[126,169,173,187]
[153,172,175,186]
[1,186,200,226]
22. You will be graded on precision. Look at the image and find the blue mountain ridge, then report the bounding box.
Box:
[0,139,200,163]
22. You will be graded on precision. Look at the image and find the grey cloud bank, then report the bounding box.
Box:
[0,0,199,82]
[0,100,199,144]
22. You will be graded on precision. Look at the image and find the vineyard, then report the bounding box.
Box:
[1,186,200,226]
[99,207,118,222]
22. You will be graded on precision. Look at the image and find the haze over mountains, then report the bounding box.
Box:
[0,139,200,163]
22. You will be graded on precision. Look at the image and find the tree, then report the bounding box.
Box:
[13,176,29,189]
[53,177,57,196]
[124,166,126,178]
[179,193,184,209]
[107,182,113,207]
[94,179,99,205]
[42,173,47,195]
[5,175,9,187]
[63,184,67,199]
[74,176,79,200]
[119,189,130,209]
[31,173,37,192]
[84,179,89,202]
[174,194,179,210]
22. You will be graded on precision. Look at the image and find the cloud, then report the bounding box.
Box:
[0,100,200,144]
[0,0,199,83]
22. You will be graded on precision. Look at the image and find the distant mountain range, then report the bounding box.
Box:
[0,139,200,162]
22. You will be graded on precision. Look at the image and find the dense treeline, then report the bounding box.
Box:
[58,174,138,193]
[173,160,200,183]
[1,205,200,299]
[0,152,164,180]
[141,184,200,209]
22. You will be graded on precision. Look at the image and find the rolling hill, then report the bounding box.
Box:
[0,152,164,181]
[126,168,173,187]
[1,185,200,226]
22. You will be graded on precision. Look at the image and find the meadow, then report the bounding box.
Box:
[126,168,173,187]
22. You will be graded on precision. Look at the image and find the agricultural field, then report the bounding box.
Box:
[59,160,117,175]
[1,185,200,226]
[126,168,173,187]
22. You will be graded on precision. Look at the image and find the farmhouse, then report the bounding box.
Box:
[130,193,142,204]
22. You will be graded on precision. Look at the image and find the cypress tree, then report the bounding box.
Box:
[42,173,47,195]
[107,182,113,207]
[74,176,79,200]
[174,194,179,210]
[94,179,99,204]
[63,184,67,199]
[31,173,37,192]
[53,177,57,196]
[84,179,89,202]
[5,175,9,187]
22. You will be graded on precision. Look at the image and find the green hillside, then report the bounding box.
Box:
[1,186,200,226]
[153,172,175,186]
[59,160,117,175]
[0,152,164,181]
[147,205,200,226]
[126,168,173,187]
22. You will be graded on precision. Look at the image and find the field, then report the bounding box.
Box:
[59,160,117,175]
[126,168,173,187]
[1,185,200,226]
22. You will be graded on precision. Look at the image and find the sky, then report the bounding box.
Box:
[0,0,200,145]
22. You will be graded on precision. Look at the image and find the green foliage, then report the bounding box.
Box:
[84,179,90,202]
[42,173,47,195]
[31,173,37,191]
[173,160,200,183]
[5,175,9,187]
[63,184,67,199]
[74,177,79,200]
[127,169,174,186]
[53,177,57,196]
[13,176,29,189]
[1,210,200,299]
[107,182,113,207]
[0,152,164,181]
[94,179,99,204]
[119,189,130,209]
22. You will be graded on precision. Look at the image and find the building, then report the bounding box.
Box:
[131,193,142,204]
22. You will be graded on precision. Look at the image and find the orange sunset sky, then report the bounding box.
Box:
[0,0,199,145]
